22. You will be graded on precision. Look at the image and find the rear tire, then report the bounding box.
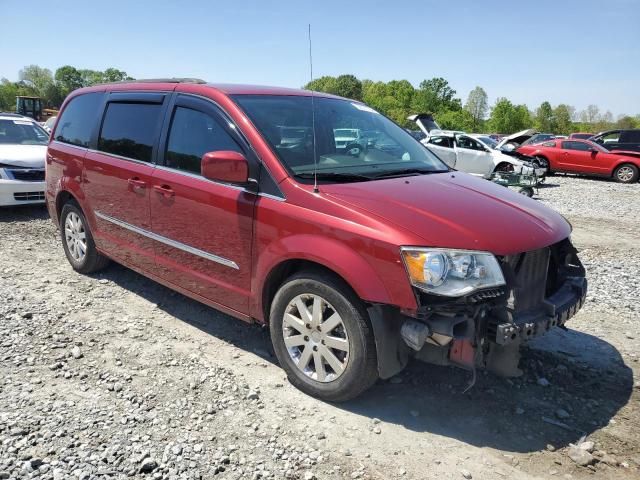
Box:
[269,271,378,402]
[613,164,638,183]
[60,202,109,274]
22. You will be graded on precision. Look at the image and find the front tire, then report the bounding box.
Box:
[613,164,638,183]
[60,202,109,274]
[270,271,378,402]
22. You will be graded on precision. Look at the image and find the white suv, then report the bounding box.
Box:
[0,113,48,206]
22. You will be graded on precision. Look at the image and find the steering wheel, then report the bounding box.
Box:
[344,143,365,157]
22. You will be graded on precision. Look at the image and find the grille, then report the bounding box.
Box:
[8,168,45,182]
[13,191,45,201]
[503,247,550,312]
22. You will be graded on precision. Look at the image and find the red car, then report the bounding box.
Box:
[45,80,586,400]
[518,139,640,183]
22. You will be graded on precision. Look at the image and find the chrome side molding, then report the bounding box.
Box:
[95,211,240,270]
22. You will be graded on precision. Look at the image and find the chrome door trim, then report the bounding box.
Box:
[95,211,239,270]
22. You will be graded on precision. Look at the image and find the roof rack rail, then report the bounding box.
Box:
[100,78,207,86]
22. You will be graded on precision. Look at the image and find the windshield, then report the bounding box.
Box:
[0,119,49,145]
[232,95,448,181]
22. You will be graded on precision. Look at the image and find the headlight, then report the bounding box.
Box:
[401,248,505,297]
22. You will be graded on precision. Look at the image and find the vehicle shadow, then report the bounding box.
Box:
[337,328,633,453]
[0,205,49,222]
[94,262,632,454]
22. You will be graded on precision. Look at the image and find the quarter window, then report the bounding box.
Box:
[98,102,163,162]
[54,92,103,147]
[165,107,242,175]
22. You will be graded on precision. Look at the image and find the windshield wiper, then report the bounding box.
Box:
[295,172,373,182]
[371,168,448,179]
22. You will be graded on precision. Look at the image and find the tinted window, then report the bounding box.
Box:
[165,107,242,174]
[429,136,452,148]
[98,103,162,162]
[570,133,592,140]
[621,130,640,142]
[562,141,591,151]
[54,92,103,147]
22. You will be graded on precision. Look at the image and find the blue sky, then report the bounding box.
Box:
[3,0,639,116]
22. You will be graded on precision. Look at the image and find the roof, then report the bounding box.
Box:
[0,113,34,121]
[207,83,343,98]
[102,78,344,98]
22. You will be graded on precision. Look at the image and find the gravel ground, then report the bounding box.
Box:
[0,174,639,480]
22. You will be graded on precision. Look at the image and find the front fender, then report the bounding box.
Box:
[251,234,407,321]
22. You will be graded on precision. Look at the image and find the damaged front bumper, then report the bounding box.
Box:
[368,238,587,380]
[493,276,587,346]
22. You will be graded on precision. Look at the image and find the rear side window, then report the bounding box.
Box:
[98,103,163,162]
[562,141,591,151]
[165,106,242,175]
[621,130,640,142]
[54,92,103,147]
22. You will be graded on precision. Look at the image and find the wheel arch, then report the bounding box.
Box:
[253,235,400,325]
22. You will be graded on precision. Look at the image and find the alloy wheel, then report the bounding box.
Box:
[64,212,87,262]
[617,166,634,182]
[282,294,350,383]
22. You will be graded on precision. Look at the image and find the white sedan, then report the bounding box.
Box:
[0,114,48,206]
[422,132,546,178]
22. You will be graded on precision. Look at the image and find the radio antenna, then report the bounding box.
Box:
[308,23,319,193]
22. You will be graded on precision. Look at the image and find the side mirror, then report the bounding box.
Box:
[201,151,249,184]
[589,147,598,154]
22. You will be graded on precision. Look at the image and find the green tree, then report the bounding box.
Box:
[437,109,475,131]
[554,104,573,135]
[102,68,132,83]
[616,115,638,129]
[305,74,363,101]
[412,77,461,114]
[464,86,488,131]
[534,101,556,132]
[488,97,514,133]
[79,69,104,87]
[18,65,54,98]
[488,98,532,133]
[55,66,84,96]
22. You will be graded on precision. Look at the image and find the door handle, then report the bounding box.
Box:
[128,177,147,190]
[153,184,175,197]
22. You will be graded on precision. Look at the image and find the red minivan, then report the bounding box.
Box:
[46,79,587,400]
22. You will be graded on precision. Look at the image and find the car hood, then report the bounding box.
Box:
[608,149,640,159]
[496,129,538,149]
[0,145,47,168]
[321,172,570,256]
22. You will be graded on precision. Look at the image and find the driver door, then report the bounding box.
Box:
[559,141,609,174]
[454,135,495,177]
